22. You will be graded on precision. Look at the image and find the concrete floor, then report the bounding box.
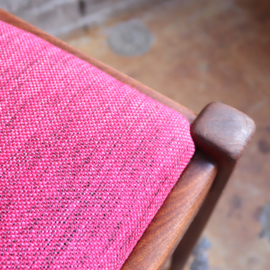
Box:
[62,0,270,269]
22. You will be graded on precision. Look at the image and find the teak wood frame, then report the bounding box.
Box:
[0,9,256,270]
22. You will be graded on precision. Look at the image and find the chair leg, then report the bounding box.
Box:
[171,102,255,269]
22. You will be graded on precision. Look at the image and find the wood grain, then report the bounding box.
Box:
[122,151,217,270]
[171,102,256,269]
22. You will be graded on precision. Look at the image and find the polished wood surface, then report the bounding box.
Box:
[122,152,217,270]
[172,102,256,269]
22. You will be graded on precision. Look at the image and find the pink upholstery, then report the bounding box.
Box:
[0,21,195,269]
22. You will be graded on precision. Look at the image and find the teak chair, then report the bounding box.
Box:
[0,9,255,270]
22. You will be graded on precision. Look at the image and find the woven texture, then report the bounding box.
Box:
[0,21,195,269]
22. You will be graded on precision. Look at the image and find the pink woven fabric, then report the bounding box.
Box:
[0,21,195,269]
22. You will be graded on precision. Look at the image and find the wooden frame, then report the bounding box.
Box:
[0,10,255,270]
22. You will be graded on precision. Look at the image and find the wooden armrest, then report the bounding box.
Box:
[122,151,217,269]
[172,102,255,269]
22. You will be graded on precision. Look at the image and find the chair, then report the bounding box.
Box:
[0,9,255,269]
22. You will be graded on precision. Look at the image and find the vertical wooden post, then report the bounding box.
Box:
[171,102,255,269]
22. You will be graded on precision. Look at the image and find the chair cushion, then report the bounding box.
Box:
[0,21,195,269]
